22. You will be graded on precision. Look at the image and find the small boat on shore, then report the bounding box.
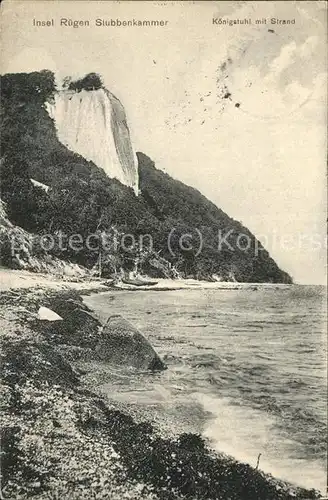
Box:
[122,278,158,287]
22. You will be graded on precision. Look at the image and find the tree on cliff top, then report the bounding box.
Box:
[67,73,103,92]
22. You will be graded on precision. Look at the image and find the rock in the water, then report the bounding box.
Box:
[38,306,63,321]
[96,315,166,370]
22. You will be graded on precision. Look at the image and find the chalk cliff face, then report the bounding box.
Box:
[46,88,138,194]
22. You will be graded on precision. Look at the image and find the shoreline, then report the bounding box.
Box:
[0,272,323,498]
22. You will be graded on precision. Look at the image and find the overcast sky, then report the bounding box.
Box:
[2,0,327,284]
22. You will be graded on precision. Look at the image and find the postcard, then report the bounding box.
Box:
[0,1,327,499]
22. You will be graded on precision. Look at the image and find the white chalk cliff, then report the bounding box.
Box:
[46,88,138,194]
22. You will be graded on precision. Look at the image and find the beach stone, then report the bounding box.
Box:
[96,315,166,370]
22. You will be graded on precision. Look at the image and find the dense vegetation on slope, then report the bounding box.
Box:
[138,153,292,282]
[0,71,292,282]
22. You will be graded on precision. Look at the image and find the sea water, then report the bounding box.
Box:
[85,285,327,492]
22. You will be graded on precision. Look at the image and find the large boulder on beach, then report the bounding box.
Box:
[96,315,166,370]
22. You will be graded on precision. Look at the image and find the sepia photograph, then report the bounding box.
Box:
[0,1,327,499]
